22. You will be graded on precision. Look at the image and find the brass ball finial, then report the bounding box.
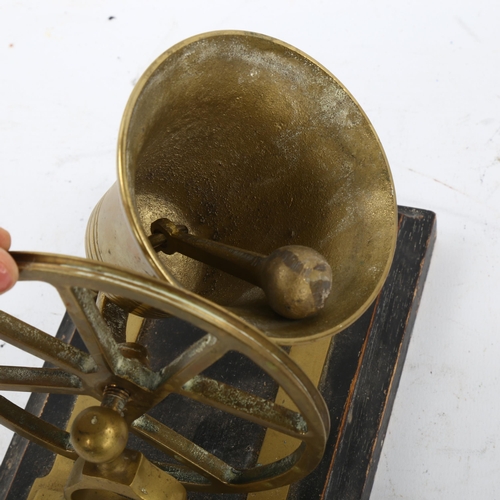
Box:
[70,406,129,463]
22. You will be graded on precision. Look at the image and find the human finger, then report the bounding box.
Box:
[0,228,12,251]
[0,247,18,294]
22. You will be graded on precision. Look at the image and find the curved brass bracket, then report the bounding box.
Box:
[65,451,186,500]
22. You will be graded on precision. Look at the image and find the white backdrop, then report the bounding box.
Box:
[0,1,499,498]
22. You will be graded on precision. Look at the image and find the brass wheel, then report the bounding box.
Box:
[0,252,329,493]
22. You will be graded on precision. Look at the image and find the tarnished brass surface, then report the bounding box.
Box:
[248,335,334,500]
[0,252,329,493]
[150,217,332,319]
[86,30,397,344]
[65,450,187,500]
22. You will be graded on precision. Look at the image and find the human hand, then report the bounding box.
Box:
[0,228,18,294]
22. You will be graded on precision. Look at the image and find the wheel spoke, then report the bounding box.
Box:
[0,366,84,394]
[58,286,122,372]
[132,414,236,485]
[236,443,305,483]
[180,376,308,439]
[149,462,212,487]
[0,311,97,375]
[0,395,77,460]
[155,334,226,393]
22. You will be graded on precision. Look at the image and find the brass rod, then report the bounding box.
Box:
[149,218,332,320]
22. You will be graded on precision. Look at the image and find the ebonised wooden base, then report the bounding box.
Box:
[0,206,436,500]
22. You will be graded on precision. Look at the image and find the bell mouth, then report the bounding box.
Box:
[117,30,397,344]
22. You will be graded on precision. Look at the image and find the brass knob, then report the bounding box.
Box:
[70,406,129,464]
[150,218,332,320]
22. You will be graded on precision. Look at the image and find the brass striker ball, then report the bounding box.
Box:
[260,245,333,320]
[70,406,129,463]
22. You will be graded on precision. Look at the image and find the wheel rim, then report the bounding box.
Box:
[0,252,330,493]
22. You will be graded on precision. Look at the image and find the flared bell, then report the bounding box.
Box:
[86,31,397,345]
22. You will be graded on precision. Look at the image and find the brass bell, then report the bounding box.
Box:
[86,31,397,345]
[0,30,407,500]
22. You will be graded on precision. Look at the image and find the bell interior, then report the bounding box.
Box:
[120,32,397,343]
